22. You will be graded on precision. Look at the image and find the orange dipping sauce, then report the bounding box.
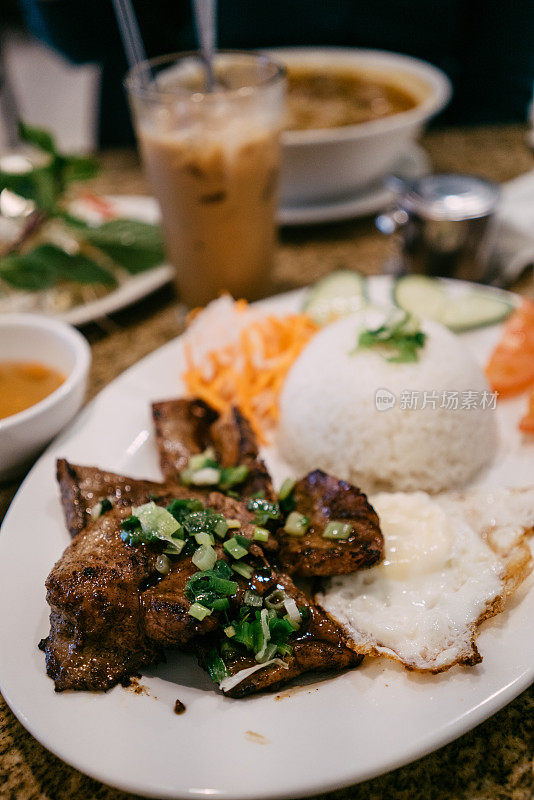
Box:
[0,361,66,420]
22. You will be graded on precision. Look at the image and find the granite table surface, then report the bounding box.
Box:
[1,124,533,800]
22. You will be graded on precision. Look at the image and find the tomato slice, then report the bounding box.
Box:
[485,299,534,397]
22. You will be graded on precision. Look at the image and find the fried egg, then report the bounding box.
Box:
[318,488,534,672]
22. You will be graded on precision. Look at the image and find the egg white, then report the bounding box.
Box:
[318,488,533,672]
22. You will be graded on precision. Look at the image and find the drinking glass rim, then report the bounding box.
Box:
[125,49,286,101]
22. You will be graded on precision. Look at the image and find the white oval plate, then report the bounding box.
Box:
[0,277,533,800]
[59,195,173,326]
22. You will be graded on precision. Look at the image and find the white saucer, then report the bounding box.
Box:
[277,144,431,226]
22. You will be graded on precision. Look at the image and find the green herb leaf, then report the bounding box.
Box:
[0,244,116,291]
[355,311,426,363]
[0,164,58,210]
[18,122,57,154]
[82,219,165,273]
[62,155,99,182]
[27,244,116,285]
[0,252,58,290]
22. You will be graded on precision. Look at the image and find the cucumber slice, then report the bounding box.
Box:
[440,293,514,332]
[393,275,447,322]
[303,270,367,325]
[394,275,514,332]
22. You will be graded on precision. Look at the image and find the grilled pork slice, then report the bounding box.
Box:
[56,459,200,538]
[152,398,218,477]
[56,460,278,555]
[41,507,164,691]
[152,398,274,499]
[43,486,280,690]
[278,470,383,576]
[142,539,271,647]
[196,571,362,698]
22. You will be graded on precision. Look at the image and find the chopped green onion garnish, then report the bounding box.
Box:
[269,616,294,641]
[183,509,227,538]
[189,467,221,486]
[277,643,293,657]
[121,515,141,532]
[219,464,249,490]
[189,447,217,471]
[90,496,114,520]
[192,544,217,571]
[278,478,296,501]
[322,520,352,539]
[256,642,278,663]
[224,625,236,638]
[205,647,229,683]
[214,519,229,539]
[254,608,271,662]
[188,602,212,621]
[132,502,182,538]
[163,538,185,556]
[264,589,287,612]
[212,559,234,579]
[283,597,302,628]
[253,527,269,542]
[178,467,194,486]
[283,511,309,536]
[246,497,281,526]
[210,597,230,611]
[233,533,251,551]
[166,498,203,521]
[230,562,254,580]
[121,501,185,554]
[223,537,249,560]
[195,531,215,546]
[244,590,262,607]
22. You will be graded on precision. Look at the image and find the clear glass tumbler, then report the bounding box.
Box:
[126,51,286,307]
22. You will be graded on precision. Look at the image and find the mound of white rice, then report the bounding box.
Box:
[279,313,497,493]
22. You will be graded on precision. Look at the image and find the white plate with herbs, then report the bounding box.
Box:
[0,126,172,326]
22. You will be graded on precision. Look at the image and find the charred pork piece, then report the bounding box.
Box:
[209,407,275,499]
[152,398,218,478]
[56,459,200,539]
[41,507,163,691]
[42,491,279,690]
[152,399,274,499]
[196,571,362,698]
[278,470,383,577]
[142,539,272,647]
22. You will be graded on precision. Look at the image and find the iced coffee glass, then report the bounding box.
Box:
[126,51,286,306]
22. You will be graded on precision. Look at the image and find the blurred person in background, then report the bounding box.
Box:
[19,0,534,146]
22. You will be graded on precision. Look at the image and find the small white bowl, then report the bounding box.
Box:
[270,47,451,205]
[0,314,91,481]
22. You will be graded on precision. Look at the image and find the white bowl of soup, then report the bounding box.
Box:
[268,48,451,205]
[0,314,91,481]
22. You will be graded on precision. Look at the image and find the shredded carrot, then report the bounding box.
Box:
[182,308,318,443]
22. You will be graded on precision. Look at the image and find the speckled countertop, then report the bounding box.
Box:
[1,125,533,800]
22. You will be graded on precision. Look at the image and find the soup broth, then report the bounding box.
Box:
[285,67,418,131]
[0,361,66,420]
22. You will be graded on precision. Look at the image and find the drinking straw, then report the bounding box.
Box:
[111,0,148,75]
[193,0,217,91]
